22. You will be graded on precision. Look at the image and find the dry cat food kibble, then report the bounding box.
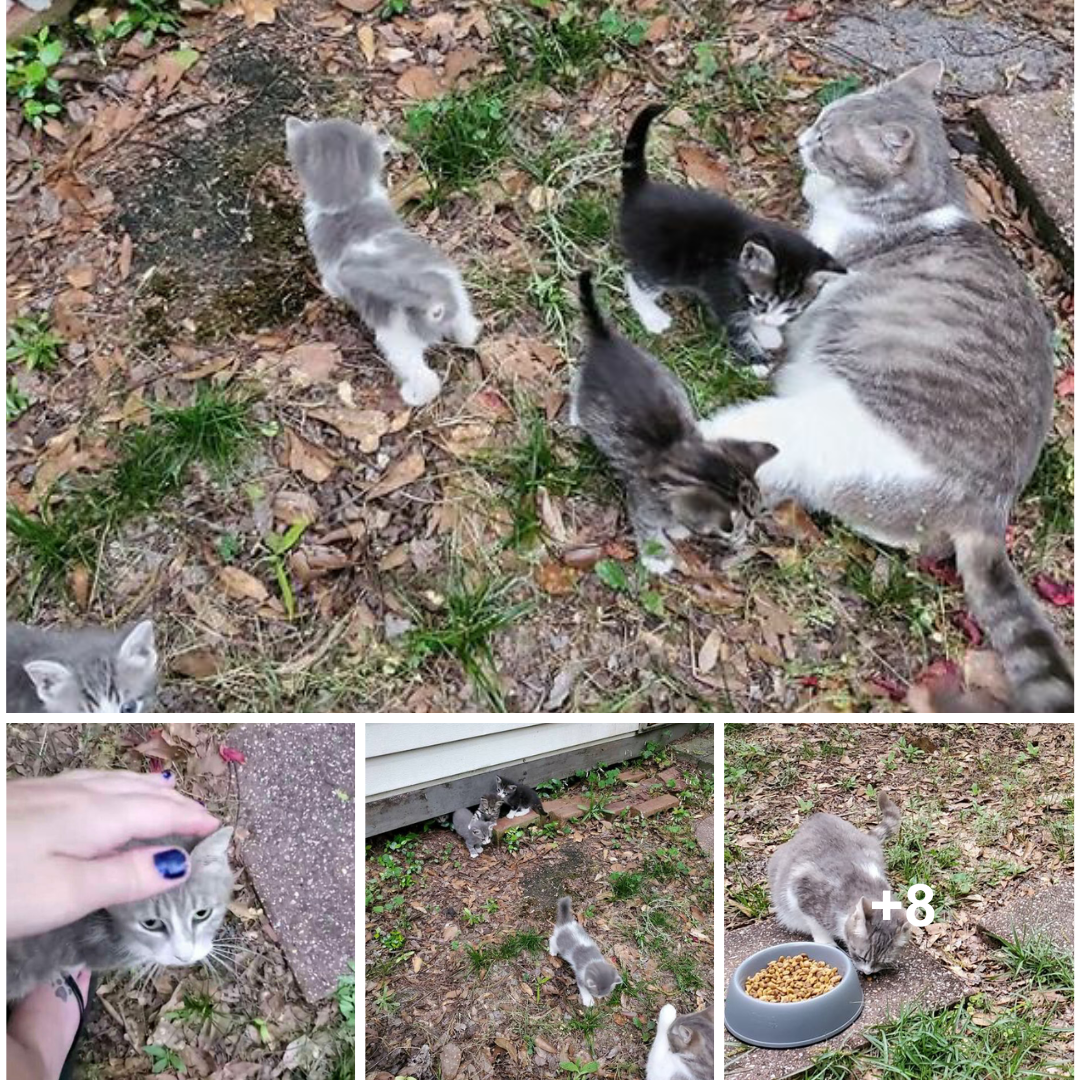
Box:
[744,953,843,1003]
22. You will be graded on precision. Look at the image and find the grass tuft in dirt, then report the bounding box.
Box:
[994,932,1073,999]
[464,930,546,975]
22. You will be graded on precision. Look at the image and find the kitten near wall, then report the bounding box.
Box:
[699,61,1073,711]
[767,793,907,974]
[645,1002,714,1080]
[497,775,545,818]
[572,271,776,574]
[548,896,621,1006]
[619,104,845,364]
[6,620,158,714]
[451,776,513,858]
[286,117,480,406]
[8,827,235,1001]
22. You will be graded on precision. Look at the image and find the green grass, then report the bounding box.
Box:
[842,546,943,635]
[609,870,646,899]
[405,84,512,197]
[8,389,258,601]
[1022,435,1073,546]
[464,930,546,975]
[7,313,63,371]
[6,28,65,129]
[404,575,533,709]
[995,932,1073,999]
[727,881,770,918]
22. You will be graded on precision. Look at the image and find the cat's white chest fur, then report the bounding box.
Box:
[802,173,875,254]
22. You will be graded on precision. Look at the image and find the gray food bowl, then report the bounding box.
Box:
[724,942,863,1049]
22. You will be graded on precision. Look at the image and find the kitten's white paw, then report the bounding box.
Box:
[400,369,442,407]
[753,324,784,351]
[639,307,672,334]
[641,548,675,576]
[750,362,771,379]
[451,314,481,347]
[666,523,691,541]
[580,989,595,1007]
[469,849,481,859]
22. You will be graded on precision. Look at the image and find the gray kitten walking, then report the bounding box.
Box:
[699,60,1072,711]
[7,828,235,1001]
[767,793,908,975]
[6,620,158,714]
[285,117,480,406]
[549,896,622,1006]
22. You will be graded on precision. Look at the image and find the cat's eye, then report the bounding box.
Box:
[193,909,212,922]
[120,699,140,714]
[141,918,166,932]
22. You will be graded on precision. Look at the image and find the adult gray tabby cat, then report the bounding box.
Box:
[645,1002,714,1080]
[8,827,234,1000]
[548,896,621,1006]
[285,117,480,406]
[6,620,158,714]
[698,60,1072,712]
[767,793,907,975]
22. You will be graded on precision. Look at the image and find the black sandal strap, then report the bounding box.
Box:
[63,974,86,1020]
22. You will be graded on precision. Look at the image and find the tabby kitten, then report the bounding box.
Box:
[8,828,235,1001]
[767,793,907,975]
[646,1003,714,1080]
[497,775,545,818]
[573,271,776,574]
[451,776,513,858]
[548,896,622,1007]
[619,104,845,363]
[6,619,158,714]
[699,60,1073,711]
[285,117,480,406]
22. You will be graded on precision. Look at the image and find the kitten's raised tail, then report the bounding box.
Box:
[870,793,901,842]
[577,272,610,340]
[953,530,1073,713]
[556,896,575,925]
[622,104,665,197]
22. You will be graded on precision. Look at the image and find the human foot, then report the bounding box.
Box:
[8,968,90,1080]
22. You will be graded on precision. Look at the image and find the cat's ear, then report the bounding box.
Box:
[192,827,233,865]
[669,1021,692,1050]
[718,438,778,476]
[118,620,157,672]
[739,239,776,279]
[24,660,75,708]
[878,122,915,165]
[848,896,872,936]
[284,116,308,142]
[894,59,943,98]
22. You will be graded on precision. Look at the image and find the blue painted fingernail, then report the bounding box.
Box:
[154,849,187,879]
[161,770,173,780]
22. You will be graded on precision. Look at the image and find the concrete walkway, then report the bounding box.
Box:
[230,723,355,1002]
[978,879,1074,951]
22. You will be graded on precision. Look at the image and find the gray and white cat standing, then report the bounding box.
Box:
[767,793,908,975]
[548,896,621,1006]
[286,117,481,406]
[7,827,235,1001]
[698,60,1072,711]
[645,1002,714,1080]
[6,620,158,714]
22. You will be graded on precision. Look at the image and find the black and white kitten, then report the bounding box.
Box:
[497,775,545,818]
[571,271,777,574]
[619,104,846,365]
[549,896,622,1007]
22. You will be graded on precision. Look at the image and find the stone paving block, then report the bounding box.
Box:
[977,880,1074,952]
[724,921,969,1079]
[617,768,648,783]
[671,729,714,775]
[631,794,680,819]
[975,90,1073,263]
[230,723,355,1002]
[601,798,635,816]
[695,815,713,861]
[494,809,546,838]
[544,796,588,824]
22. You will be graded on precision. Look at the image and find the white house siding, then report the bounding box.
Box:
[365,722,644,801]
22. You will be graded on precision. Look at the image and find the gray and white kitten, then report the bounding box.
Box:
[573,271,777,574]
[767,793,908,975]
[620,104,845,366]
[452,776,513,858]
[285,116,481,407]
[645,1002,714,1080]
[7,827,235,1001]
[548,896,622,1007]
[6,619,158,714]
[699,59,1073,712]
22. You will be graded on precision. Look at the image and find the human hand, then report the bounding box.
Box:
[7,769,221,940]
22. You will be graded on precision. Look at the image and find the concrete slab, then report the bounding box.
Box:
[544,796,588,824]
[724,920,969,1079]
[824,4,1070,96]
[493,808,546,839]
[977,880,1074,952]
[695,815,714,861]
[671,729,714,775]
[230,723,355,1002]
[975,90,1073,263]
[632,794,681,819]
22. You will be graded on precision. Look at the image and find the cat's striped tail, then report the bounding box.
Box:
[556,896,574,925]
[954,531,1073,713]
[870,793,901,842]
[622,104,665,198]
